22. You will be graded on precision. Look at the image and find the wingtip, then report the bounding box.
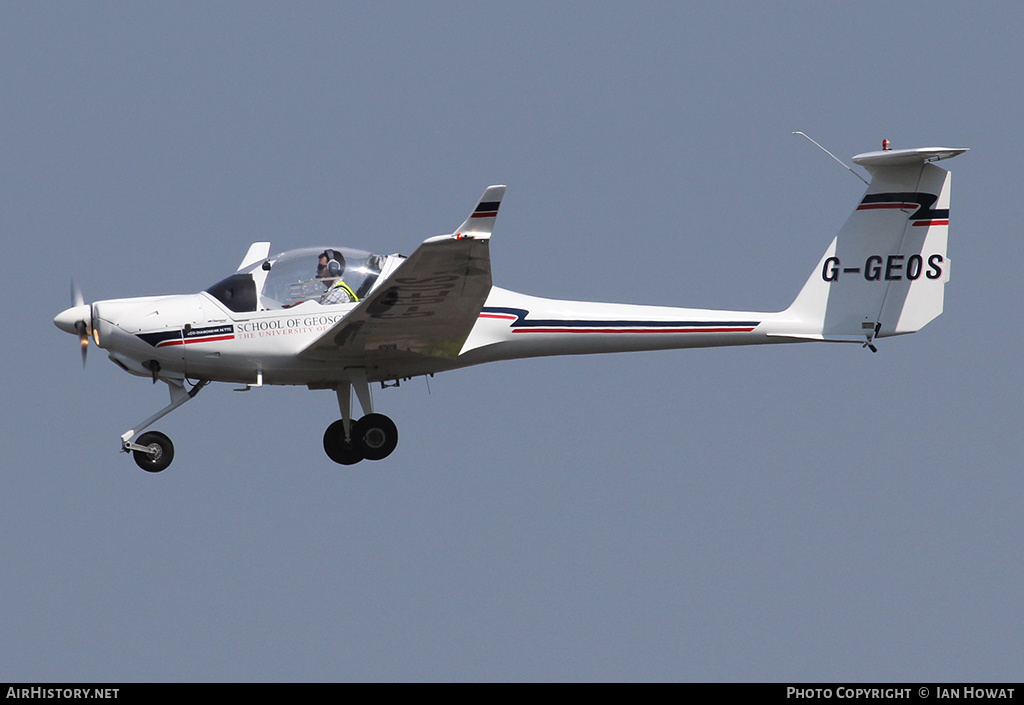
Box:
[455,185,507,235]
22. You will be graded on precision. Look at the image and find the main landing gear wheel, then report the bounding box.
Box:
[322,414,399,465]
[132,431,174,473]
[353,413,398,461]
[323,420,365,465]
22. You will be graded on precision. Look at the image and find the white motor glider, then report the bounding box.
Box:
[54,143,966,471]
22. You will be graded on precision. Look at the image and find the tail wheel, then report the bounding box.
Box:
[132,431,174,473]
[354,413,398,461]
[323,419,364,465]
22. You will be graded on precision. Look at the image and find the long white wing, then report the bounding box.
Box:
[299,186,505,376]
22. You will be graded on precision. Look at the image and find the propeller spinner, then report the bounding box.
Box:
[54,281,94,366]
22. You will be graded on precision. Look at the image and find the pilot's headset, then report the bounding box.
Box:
[320,249,346,278]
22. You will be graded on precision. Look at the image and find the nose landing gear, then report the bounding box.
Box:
[131,431,174,472]
[121,378,207,473]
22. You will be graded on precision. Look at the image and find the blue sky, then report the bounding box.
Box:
[2,2,1021,681]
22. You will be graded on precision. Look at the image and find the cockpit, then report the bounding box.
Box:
[205,247,392,313]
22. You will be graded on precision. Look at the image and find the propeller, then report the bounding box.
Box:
[55,281,94,367]
[72,281,88,366]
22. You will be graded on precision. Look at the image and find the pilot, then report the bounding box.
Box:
[317,249,359,304]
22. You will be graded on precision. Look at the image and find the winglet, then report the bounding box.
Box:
[237,242,271,271]
[453,185,506,239]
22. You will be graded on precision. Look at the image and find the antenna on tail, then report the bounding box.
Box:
[792,132,870,186]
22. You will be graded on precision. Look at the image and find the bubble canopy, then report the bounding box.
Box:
[205,247,387,312]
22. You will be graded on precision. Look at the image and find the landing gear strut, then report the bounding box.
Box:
[324,370,399,465]
[121,378,207,473]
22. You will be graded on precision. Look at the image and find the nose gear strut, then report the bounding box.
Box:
[121,378,208,472]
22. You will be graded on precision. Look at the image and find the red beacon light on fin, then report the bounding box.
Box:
[882,139,891,151]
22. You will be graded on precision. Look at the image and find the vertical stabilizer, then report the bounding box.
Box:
[786,146,966,342]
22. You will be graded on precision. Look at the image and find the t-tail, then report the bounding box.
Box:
[783,146,967,348]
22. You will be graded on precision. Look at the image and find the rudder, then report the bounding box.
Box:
[787,146,966,343]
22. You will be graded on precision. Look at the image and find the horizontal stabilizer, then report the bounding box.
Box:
[852,147,968,168]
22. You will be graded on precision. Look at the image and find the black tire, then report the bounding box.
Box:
[132,431,174,473]
[323,419,364,465]
[354,413,398,461]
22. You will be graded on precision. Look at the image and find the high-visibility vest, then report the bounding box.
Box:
[329,279,359,302]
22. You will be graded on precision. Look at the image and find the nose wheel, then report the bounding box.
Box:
[121,378,206,473]
[323,413,398,465]
[130,431,174,473]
